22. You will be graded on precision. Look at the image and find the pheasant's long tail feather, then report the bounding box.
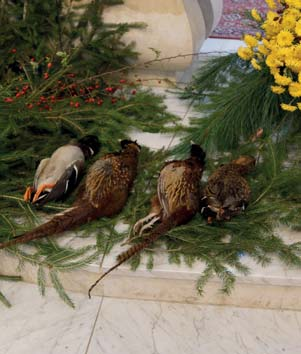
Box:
[0,205,96,249]
[88,213,184,298]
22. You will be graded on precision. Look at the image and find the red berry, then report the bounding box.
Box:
[47,62,53,69]
[105,87,113,93]
[27,103,33,109]
[74,102,80,108]
[10,48,17,54]
[44,73,49,80]
[4,97,13,103]
[119,79,126,84]
[111,98,117,104]
[97,99,103,106]
[131,89,137,95]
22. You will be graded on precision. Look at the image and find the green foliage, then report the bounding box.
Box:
[0,274,22,308]
[0,0,143,81]
[176,54,301,154]
[0,0,179,306]
[50,269,74,308]
[0,79,178,205]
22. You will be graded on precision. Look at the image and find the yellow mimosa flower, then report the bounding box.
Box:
[276,30,294,46]
[280,103,297,111]
[237,46,254,60]
[251,58,262,70]
[271,85,286,94]
[286,0,301,10]
[266,54,282,68]
[258,44,270,56]
[282,14,297,30]
[289,81,301,96]
[295,20,301,36]
[274,73,292,86]
[265,0,276,9]
[286,58,301,73]
[244,34,258,48]
[251,8,262,22]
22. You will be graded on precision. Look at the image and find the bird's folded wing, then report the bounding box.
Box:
[36,160,84,206]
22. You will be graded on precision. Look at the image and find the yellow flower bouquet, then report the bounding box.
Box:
[238,0,301,111]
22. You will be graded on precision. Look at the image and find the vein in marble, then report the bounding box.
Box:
[87,297,301,354]
[0,282,101,354]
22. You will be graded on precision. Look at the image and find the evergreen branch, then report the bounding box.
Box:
[0,275,22,281]
[49,269,75,308]
[47,115,86,135]
[37,266,46,296]
[0,291,11,308]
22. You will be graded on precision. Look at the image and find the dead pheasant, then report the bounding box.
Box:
[0,140,141,249]
[88,144,206,297]
[200,155,256,223]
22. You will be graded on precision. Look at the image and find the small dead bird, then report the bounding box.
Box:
[24,135,100,206]
[88,144,206,297]
[0,140,140,249]
[200,155,256,223]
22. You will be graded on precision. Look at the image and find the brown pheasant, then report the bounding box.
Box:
[200,155,256,223]
[88,144,206,297]
[0,140,141,249]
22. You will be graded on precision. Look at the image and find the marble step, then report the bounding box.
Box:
[1,225,301,311]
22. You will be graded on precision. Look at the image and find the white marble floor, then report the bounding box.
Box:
[1,282,301,354]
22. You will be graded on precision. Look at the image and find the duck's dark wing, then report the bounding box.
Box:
[35,160,84,206]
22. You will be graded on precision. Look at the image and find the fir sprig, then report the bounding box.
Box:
[176,54,301,154]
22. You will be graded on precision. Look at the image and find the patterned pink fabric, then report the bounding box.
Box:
[211,0,269,40]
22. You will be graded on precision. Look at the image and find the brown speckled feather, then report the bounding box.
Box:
[85,154,132,208]
[87,145,206,296]
[158,159,204,219]
[201,156,255,222]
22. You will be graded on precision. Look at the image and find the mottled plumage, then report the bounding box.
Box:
[0,140,140,249]
[88,144,206,296]
[200,156,255,222]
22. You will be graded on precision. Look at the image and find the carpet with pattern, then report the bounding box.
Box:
[211,0,268,40]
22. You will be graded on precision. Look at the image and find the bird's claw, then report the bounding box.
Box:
[24,186,34,202]
[32,183,55,203]
[133,213,160,235]
[138,216,161,236]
